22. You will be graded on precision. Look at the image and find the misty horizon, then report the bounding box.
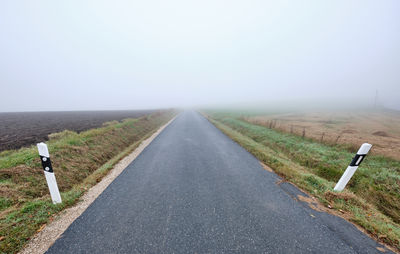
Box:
[1,1,399,112]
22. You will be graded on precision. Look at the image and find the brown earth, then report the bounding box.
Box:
[0,110,156,152]
[243,109,400,160]
[0,110,176,253]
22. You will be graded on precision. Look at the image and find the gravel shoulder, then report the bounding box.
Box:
[19,117,176,254]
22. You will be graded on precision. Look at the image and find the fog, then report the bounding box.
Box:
[1,1,399,112]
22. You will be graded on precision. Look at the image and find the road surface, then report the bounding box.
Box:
[47,111,390,253]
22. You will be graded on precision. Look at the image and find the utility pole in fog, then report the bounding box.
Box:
[374,90,379,109]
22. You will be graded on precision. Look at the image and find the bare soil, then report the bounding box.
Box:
[0,110,155,152]
[19,116,176,254]
[0,110,175,254]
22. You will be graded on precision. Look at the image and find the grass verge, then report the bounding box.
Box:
[0,110,176,254]
[205,111,400,251]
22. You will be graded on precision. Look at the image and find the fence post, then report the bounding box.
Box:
[37,142,62,204]
[334,143,372,192]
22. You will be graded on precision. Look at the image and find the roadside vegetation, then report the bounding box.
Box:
[205,110,400,251]
[240,109,400,160]
[0,110,176,254]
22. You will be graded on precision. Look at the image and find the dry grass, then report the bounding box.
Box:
[205,110,400,251]
[242,109,400,160]
[0,110,176,254]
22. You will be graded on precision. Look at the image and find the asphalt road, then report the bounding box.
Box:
[47,111,391,254]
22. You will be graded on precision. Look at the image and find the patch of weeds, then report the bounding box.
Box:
[205,111,400,251]
[0,198,12,211]
[302,174,327,193]
[0,148,37,169]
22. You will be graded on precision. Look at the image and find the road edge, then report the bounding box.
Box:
[19,116,177,254]
[201,112,397,254]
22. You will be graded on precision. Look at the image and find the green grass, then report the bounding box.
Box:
[0,110,176,254]
[205,111,400,251]
[0,149,38,169]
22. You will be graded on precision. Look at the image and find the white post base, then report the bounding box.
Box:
[44,171,62,204]
[334,166,357,191]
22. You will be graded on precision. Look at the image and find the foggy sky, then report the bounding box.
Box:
[1,0,399,112]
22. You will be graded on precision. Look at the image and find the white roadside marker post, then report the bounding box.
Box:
[37,142,62,204]
[334,143,372,192]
